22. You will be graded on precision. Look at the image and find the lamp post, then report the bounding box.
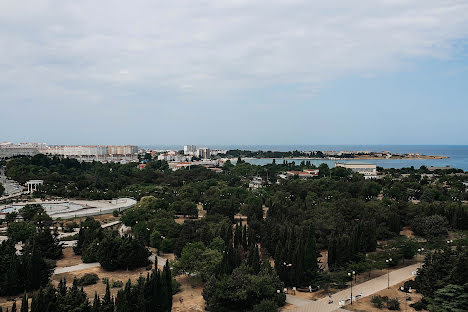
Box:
[385,258,392,288]
[417,248,424,269]
[400,286,411,312]
[348,271,355,304]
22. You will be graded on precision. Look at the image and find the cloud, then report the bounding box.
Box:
[0,0,467,105]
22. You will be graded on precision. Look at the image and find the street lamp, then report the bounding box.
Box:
[417,248,424,269]
[348,271,356,304]
[400,286,411,312]
[385,259,392,288]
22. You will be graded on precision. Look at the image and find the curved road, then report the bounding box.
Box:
[288,263,419,312]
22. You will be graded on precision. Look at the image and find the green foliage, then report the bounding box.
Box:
[173,242,223,281]
[252,299,279,312]
[0,240,53,296]
[371,295,387,309]
[86,231,151,271]
[410,299,427,311]
[429,284,468,312]
[203,265,286,312]
[74,217,103,256]
[114,262,173,311]
[76,273,99,286]
[112,209,119,217]
[387,298,400,310]
[31,279,90,312]
[411,215,449,238]
[7,221,36,243]
[0,182,4,196]
[371,296,400,310]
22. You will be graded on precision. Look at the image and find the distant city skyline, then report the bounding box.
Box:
[1,1,467,145]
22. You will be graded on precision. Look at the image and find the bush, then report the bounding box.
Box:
[252,299,279,312]
[403,280,417,292]
[64,222,79,233]
[387,298,400,310]
[101,278,123,288]
[410,300,426,311]
[111,280,123,288]
[77,273,99,286]
[112,209,119,217]
[371,296,400,310]
[371,295,387,309]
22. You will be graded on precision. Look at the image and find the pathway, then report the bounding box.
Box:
[54,262,101,274]
[54,253,168,275]
[288,263,419,312]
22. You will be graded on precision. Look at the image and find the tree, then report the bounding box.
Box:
[0,182,4,197]
[303,225,320,283]
[7,222,36,243]
[20,293,28,312]
[101,282,114,312]
[411,215,449,238]
[430,284,468,312]
[252,299,279,312]
[203,265,286,311]
[173,242,222,281]
[19,204,44,221]
[91,293,101,312]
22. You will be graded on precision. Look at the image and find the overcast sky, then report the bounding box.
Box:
[1,0,467,145]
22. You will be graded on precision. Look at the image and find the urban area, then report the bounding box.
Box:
[0,141,467,312]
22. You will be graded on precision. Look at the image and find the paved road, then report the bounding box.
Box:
[288,263,419,312]
[286,295,315,307]
[54,262,101,274]
[54,252,168,275]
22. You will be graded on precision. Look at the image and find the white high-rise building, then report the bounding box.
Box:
[197,147,211,159]
[184,145,197,155]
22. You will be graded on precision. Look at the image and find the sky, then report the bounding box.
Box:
[0,0,467,146]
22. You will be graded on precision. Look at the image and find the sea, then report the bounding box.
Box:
[142,145,468,171]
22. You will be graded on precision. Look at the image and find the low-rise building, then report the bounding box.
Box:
[286,170,318,179]
[249,176,264,189]
[335,163,377,179]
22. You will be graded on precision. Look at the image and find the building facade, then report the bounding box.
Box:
[335,163,377,179]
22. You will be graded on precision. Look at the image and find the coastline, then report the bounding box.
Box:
[229,155,449,161]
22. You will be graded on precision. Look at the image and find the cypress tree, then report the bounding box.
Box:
[303,225,320,283]
[164,261,173,310]
[102,281,114,312]
[241,225,248,249]
[234,224,241,247]
[20,293,27,312]
[91,292,101,312]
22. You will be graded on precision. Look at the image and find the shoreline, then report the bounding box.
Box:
[230,155,449,161]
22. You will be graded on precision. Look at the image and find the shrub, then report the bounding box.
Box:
[403,280,417,292]
[112,210,119,217]
[252,299,279,312]
[387,298,400,310]
[102,278,123,288]
[77,273,99,286]
[110,280,123,288]
[410,299,427,311]
[371,295,386,309]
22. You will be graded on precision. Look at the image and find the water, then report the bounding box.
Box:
[142,145,468,171]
